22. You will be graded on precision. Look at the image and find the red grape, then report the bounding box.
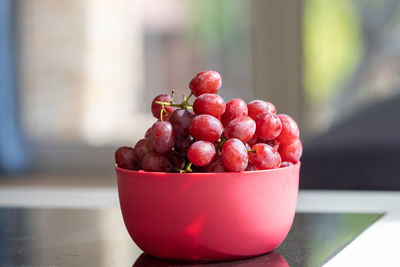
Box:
[174,134,194,155]
[255,112,282,140]
[150,121,175,154]
[144,127,152,138]
[189,70,222,97]
[205,156,226,172]
[193,93,226,118]
[169,109,195,135]
[280,161,294,168]
[221,98,248,126]
[224,116,256,143]
[151,94,176,120]
[247,100,276,119]
[249,143,281,170]
[278,137,302,163]
[188,141,216,167]
[115,146,139,170]
[142,152,172,172]
[221,138,248,172]
[276,114,300,145]
[134,138,153,163]
[189,114,223,142]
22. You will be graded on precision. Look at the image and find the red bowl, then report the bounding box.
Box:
[116,162,300,261]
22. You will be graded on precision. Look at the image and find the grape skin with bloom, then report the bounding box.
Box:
[189,114,223,143]
[224,116,256,143]
[188,141,216,167]
[222,138,248,172]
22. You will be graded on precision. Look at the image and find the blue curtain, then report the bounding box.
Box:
[0,0,29,174]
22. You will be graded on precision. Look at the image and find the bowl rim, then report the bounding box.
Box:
[115,161,300,176]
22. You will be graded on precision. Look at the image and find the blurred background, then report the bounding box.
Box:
[1,0,400,189]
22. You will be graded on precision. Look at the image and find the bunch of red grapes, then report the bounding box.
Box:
[115,70,302,173]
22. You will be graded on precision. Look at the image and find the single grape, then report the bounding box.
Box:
[193,93,226,118]
[221,138,248,172]
[278,137,302,163]
[151,94,176,120]
[115,146,139,170]
[168,150,187,171]
[245,162,255,171]
[255,112,282,140]
[224,116,256,143]
[150,121,176,154]
[134,138,153,163]
[142,152,172,172]
[188,141,216,167]
[205,156,226,172]
[189,114,223,142]
[169,109,195,135]
[221,98,248,126]
[280,161,294,168]
[144,127,152,138]
[189,70,222,97]
[276,114,300,145]
[174,134,194,155]
[247,100,276,119]
[249,143,281,170]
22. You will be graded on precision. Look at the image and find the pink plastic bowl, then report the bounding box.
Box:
[116,162,300,261]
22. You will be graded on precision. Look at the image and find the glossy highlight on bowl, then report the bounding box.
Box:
[116,162,300,260]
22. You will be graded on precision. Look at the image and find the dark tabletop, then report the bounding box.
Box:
[0,207,382,267]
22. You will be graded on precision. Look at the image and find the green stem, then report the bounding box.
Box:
[182,92,193,105]
[182,162,193,173]
[248,149,256,153]
[155,90,194,111]
[214,135,227,156]
[170,89,175,103]
[216,146,221,156]
[159,103,172,121]
[160,104,164,121]
[216,135,227,147]
[155,101,193,110]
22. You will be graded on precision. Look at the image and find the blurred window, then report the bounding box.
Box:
[18,0,253,148]
[303,0,400,135]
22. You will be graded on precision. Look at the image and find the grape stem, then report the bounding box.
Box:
[155,90,194,110]
[155,101,193,110]
[159,104,170,121]
[180,162,193,173]
[215,135,227,155]
[182,92,193,105]
[170,89,176,103]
